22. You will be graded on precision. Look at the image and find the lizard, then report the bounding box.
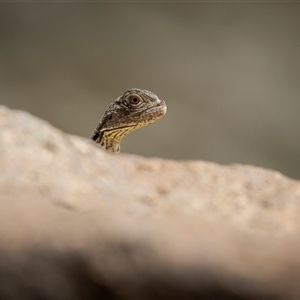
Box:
[91,88,167,153]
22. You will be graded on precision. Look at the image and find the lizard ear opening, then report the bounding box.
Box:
[108,112,118,122]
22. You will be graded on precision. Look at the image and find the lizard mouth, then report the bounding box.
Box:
[132,102,166,126]
[107,102,166,132]
[135,99,167,119]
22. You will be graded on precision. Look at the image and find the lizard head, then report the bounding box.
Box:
[91,88,167,153]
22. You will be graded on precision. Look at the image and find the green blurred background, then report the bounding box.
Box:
[1,3,300,179]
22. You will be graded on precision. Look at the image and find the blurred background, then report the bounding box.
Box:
[1,3,299,179]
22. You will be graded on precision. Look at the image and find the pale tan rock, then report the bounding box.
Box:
[1,105,300,299]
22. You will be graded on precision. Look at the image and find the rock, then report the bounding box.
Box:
[1,105,300,299]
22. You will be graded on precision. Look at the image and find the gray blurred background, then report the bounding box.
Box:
[1,3,299,179]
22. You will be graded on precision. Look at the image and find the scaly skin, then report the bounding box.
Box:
[91,88,167,153]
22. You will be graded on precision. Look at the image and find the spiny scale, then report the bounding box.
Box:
[91,88,167,153]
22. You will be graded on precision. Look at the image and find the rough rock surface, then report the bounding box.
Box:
[1,105,300,299]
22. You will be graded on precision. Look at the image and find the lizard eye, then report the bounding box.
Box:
[128,95,142,105]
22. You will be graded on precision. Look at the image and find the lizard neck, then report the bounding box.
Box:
[99,131,121,153]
